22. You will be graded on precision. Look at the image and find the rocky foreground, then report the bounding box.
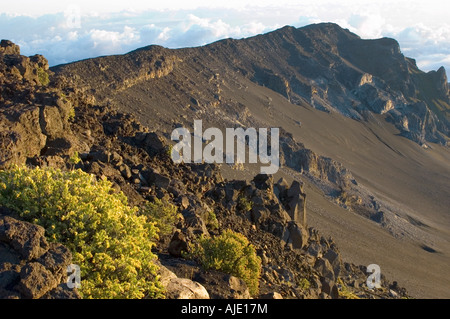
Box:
[0,40,409,299]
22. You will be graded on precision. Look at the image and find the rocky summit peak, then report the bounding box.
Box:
[0,39,20,55]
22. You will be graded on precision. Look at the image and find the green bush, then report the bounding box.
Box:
[140,198,179,237]
[0,166,163,299]
[238,196,253,212]
[337,278,360,299]
[297,277,311,290]
[188,229,261,296]
[68,151,81,168]
[37,67,49,86]
[204,210,219,231]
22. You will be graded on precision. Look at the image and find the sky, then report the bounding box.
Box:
[1,0,449,73]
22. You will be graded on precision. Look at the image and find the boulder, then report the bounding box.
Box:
[156,261,178,287]
[89,148,111,163]
[40,105,65,140]
[224,184,239,202]
[37,243,73,282]
[323,249,342,278]
[285,221,308,250]
[29,54,49,71]
[142,132,166,156]
[194,272,251,299]
[0,262,20,290]
[226,275,251,299]
[15,262,59,299]
[182,209,209,236]
[314,258,335,282]
[152,172,171,189]
[273,177,288,200]
[287,180,303,198]
[0,108,47,168]
[166,278,210,299]
[259,291,283,299]
[320,277,339,299]
[119,164,132,179]
[42,284,81,299]
[0,215,48,261]
[306,242,323,258]
[168,230,188,258]
[285,181,307,226]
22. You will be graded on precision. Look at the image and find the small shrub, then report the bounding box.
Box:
[0,166,163,299]
[188,229,261,296]
[238,196,253,212]
[59,92,69,102]
[37,67,49,86]
[337,278,360,299]
[68,151,81,168]
[67,105,76,121]
[166,144,173,158]
[140,198,179,237]
[297,277,311,290]
[204,210,219,231]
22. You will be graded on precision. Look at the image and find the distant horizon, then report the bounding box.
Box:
[1,1,450,72]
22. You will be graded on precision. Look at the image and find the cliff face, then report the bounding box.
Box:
[52,45,178,99]
[200,23,449,145]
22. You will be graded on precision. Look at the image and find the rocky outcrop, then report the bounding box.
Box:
[0,42,87,169]
[52,45,178,99]
[0,209,79,299]
[0,40,20,55]
[280,133,356,189]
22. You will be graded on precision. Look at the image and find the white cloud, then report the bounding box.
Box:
[157,27,171,41]
[347,14,387,38]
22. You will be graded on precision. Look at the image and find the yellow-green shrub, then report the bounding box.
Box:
[238,196,253,212]
[189,229,261,296]
[140,198,179,237]
[37,67,49,86]
[0,166,163,299]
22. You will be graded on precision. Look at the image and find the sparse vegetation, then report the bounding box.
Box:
[68,151,81,169]
[204,210,219,231]
[67,105,76,121]
[297,277,311,290]
[238,195,253,212]
[37,67,49,86]
[140,198,180,236]
[0,166,164,299]
[187,229,261,296]
[166,144,173,158]
[337,278,360,299]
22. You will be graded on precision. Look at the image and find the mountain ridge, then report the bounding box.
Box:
[53,22,450,146]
